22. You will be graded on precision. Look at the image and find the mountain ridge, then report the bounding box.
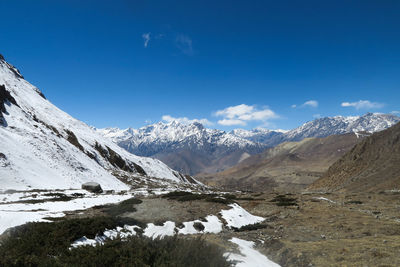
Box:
[99,113,399,175]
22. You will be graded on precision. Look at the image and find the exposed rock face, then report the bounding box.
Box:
[82,182,103,193]
[309,122,400,192]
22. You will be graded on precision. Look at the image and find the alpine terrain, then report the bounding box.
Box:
[0,54,195,190]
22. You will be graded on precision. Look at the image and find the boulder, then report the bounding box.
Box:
[81,182,103,193]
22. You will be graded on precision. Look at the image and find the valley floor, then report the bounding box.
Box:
[1,188,400,266]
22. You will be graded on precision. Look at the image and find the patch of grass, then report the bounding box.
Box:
[206,197,235,205]
[271,194,298,207]
[102,198,143,218]
[0,218,231,267]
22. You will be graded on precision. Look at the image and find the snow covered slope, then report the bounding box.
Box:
[0,54,192,190]
[98,121,265,175]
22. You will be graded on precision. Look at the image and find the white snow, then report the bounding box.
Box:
[70,225,141,248]
[220,203,265,228]
[313,196,336,203]
[143,221,176,239]
[0,190,132,234]
[226,237,280,267]
[178,215,223,234]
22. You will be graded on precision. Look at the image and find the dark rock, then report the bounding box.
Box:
[82,182,103,193]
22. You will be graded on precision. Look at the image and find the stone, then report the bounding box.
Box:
[81,182,103,193]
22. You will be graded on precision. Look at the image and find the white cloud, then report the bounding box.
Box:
[162,115,213,126]
[214,104,278,126]
[341,100,384,110]
[391,111,400,115]
[302,100,318,108]
[218,119,247,126]
[176,34,193,55]
[291,100,318,109]
[142,32,151,48]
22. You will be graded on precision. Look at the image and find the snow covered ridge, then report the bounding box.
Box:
[0,54,197,190]
[98,120,265,158]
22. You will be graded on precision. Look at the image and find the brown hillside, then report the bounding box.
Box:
[309,122,400,192]
[197,133,362,192]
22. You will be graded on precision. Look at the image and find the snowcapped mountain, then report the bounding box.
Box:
[99,122,266,175]
[100,113,399,176]
[230,113,400,147]
[283,113,400,141]
[0,54,194,190]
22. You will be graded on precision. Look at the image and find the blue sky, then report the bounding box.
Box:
[0,0,399,130]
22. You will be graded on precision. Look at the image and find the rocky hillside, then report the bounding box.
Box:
[0,54,196,190]
[309,122,400,192]
[198,133,365,192]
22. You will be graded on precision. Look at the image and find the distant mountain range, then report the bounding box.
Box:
[231,113,400,146]
[99,113,400,175]
[0,54,195,190]
[99,122,265,175]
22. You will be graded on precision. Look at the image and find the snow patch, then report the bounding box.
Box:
[220,203,265,228]
[225,237,280,267]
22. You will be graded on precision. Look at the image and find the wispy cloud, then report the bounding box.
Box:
[142,32,151,48]
[391,111,400,115]
[291,100,318,108]
[341,100,384,110]
[175,34,193,55]
[162,115,213,126]
[214,104,278,126]
[302,100,318,108]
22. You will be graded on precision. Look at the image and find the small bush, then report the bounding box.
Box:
[345,200,363,205]
[233,223,269,232]
[193,222,205,232]
[270,194,298,207]
[206,197,235,205]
